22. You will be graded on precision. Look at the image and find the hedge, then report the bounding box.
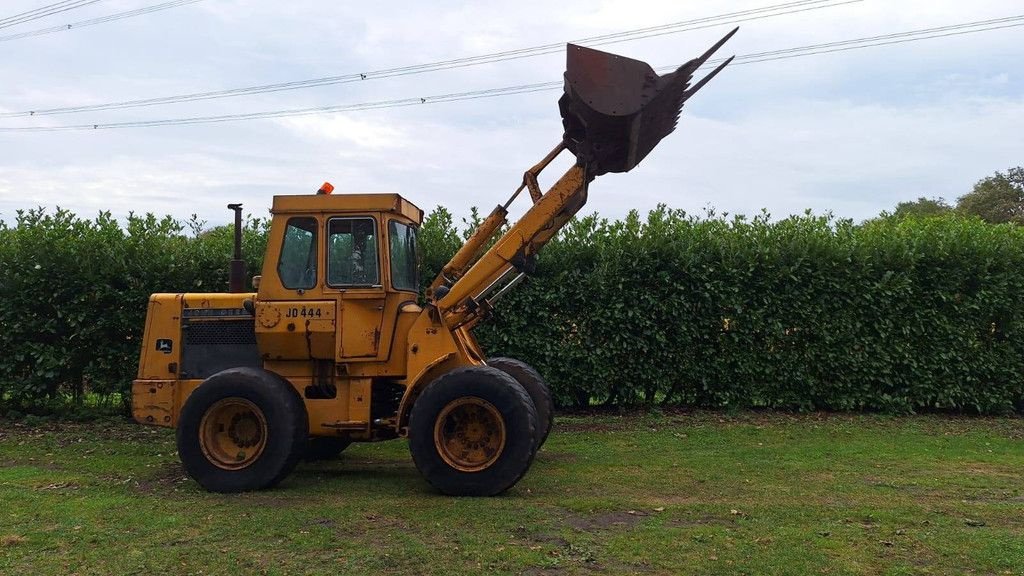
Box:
[0,209,266,409]
[1,205,1022,414]
[475,209,1024,413]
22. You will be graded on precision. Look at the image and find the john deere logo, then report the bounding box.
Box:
[155,339,173,354]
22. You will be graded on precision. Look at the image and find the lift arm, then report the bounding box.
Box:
[426,142,567,299]
[435,143,585,328]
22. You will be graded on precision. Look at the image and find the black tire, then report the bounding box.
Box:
[488,357,554,450]
[176,367,308,493]
[408,365,538,496]
[304,437,352,461]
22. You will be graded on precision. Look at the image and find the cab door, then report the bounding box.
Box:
[325,216,386,359]
[254,215,336,360]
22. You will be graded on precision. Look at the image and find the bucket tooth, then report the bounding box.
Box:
[685,55,735,99]
[558,28,737,177]
[691,26,739,71]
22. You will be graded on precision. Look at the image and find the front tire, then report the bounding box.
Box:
[176,367,307,493]
[409,366,538,496]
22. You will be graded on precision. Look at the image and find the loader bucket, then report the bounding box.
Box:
[558,28,737,177]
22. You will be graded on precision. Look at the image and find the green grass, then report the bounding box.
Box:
[1,412,1022,575]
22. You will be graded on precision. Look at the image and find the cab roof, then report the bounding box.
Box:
[271,193,423,225]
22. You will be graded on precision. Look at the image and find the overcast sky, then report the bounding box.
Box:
[0,0,1021,229]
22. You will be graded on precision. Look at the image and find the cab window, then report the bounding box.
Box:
[328,217,379,287]
[389,220,418,292]
[277,217,318,290]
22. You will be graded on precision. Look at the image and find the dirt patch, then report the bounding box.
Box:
[554,409,870,434]
[864,477,929,492]
[132,461,189,493]
[1,419,174,447]
[536,451,579,463]
[532,533,571,547]
[556,421,634,434]
[590,561,656,574]
[556,409,1024,438]
[508,528,618,574]
[565,510,650,532]
[0,456,67,473]
[512,525,571,548]
[1,534,27,547]
[331,513,412,538]
[664,514,737,528]
[957,463,1020,478]
[35,481,81,492]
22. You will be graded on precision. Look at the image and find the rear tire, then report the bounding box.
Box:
[409,366,538,496]
[177,367,307,493]
[487,357,554,450]
[304,437,352,461]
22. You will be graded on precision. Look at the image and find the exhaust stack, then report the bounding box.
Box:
[227,203,245,292]
[558,27,738,177]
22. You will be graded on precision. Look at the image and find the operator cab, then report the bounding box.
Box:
[254,189,423,363]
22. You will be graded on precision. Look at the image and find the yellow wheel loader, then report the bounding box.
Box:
[132,31,737,496]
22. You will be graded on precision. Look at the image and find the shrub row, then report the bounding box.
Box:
[0,209,266,409]
[474,209,1024,413]
[2,206,1022,414]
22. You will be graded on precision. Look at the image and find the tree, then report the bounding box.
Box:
[417,206,462,291]
[957,167,1024,224]
[887,197,952,219]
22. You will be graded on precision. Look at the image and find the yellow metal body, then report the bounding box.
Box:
[134,151,587,443]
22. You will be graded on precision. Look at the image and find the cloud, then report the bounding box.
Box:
[645,93,1024,220]
[276,115,408,150]
[1,0,1022,228]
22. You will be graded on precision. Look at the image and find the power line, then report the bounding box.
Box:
[0,0,858,117]
[729,15,1024,61]
[2,16,1021,133]
[0,1,101,28]
[0,0,846,113]
[0,0,203,42]
[0,0,104,30]
[727,21,1024,66]
[0,0,80,24]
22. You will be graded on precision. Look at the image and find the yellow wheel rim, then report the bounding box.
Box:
[199,398,268,470]
[433,397,506,472]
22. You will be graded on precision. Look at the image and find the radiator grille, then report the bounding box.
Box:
[184,319,257,346]
[180,318,260,379]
